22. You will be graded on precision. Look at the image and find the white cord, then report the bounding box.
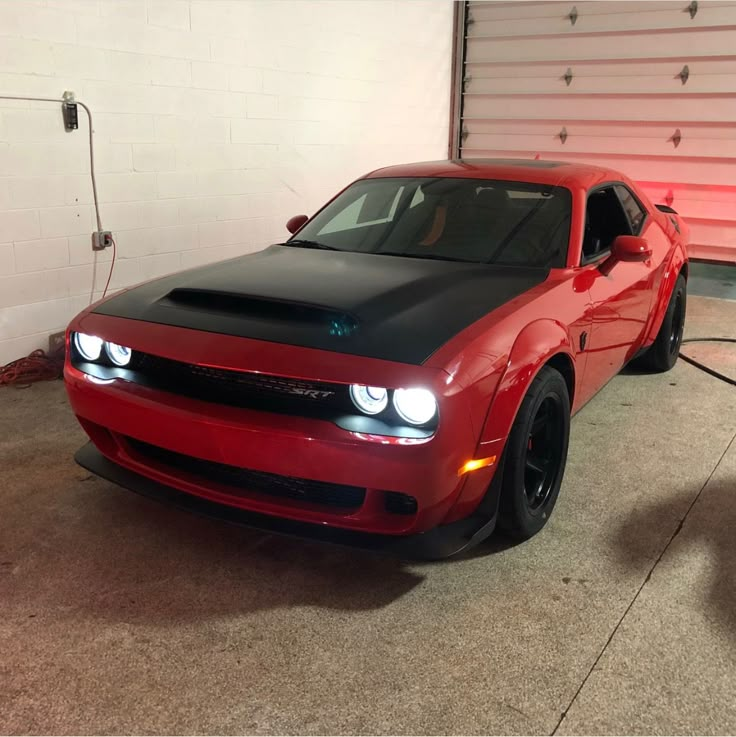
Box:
[0,94,103,231]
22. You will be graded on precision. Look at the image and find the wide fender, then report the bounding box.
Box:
[644,244,688,345]
[478,319,576,449]
[441,319,576,525]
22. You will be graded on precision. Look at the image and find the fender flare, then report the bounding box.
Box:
[644,246,688,345]
[441,319,577,525]
[478,318,576,447]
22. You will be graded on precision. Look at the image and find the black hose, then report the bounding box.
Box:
[680,338,736,387]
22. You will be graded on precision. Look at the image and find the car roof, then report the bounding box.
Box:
[363,158,623,189]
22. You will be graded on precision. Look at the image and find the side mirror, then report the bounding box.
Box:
[611,235,652,262]
[286,214,308,234]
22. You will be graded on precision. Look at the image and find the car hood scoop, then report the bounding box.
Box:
[162,287,359,330]
[93,245,548,365]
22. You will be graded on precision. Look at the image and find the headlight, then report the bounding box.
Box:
[73,332,103,361]
[106,341,132,367]
[393,388,437,425]
[350,384,388,415]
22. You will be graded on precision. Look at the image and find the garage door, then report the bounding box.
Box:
[453,0,736,263]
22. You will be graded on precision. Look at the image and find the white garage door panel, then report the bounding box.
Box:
[638,182,736,209]
[463,132,736,160]
[688,221,736,249]
[465,59,736,80]
[467,28,736,62]
[469,1,736,22]
[463,94,736,123]
[466,28,736,63]
[645,201,736,227]
[470,5,736,37]
[465,73,736,96]
[457,1,735,261]
[465,121,736,141]
[460,148,736,187]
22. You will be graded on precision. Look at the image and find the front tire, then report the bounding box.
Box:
[498,365,570,541]
[637,274,687,373]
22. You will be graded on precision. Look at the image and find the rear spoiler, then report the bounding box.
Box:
[655,204,678,214]
[655,203,686,236]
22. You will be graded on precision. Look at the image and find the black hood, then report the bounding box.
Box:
[93,245,547,365]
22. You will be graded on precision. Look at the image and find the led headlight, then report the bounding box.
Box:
[105,341,132,367]
[350,384,388,415]
[73,332,103,361]
[393,388,437,425]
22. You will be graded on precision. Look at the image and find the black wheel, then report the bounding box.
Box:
[637,274,687,373]
[498,365,570,541]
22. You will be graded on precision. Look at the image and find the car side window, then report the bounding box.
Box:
[582,186,633,263]
[614,185,646,235]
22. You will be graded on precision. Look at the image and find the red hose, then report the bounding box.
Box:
[0,346,65,387]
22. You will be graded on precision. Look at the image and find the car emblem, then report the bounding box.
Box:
[286,387,335,399]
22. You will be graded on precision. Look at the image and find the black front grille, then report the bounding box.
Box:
[125,437,366,510]
[71,343,435,439]
[130,352,352,416]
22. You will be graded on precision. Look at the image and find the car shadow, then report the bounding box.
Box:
[450,530,525,561]
[619,361,652,376]
[612,476,736,639]
[2,439,518,633]
[75,484,436,621]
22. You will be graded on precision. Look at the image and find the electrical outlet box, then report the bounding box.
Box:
[92,231,113,251]
[62,102,78,131]
[62,90,78,132]
[48,331,66,354]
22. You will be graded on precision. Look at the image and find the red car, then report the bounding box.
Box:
[65,159,689,558]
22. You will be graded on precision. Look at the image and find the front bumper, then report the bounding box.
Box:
[75,442,498,560]
[65,314,504,539]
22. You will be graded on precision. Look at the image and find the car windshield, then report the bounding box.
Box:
[290,177,572,267]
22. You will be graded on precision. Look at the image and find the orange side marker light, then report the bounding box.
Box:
[458,456,496,476]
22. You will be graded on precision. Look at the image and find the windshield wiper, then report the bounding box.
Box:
[377,251,473,263]
[280,239,341,251]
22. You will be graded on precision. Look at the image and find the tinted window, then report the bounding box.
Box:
[294,177,572,267]
[615,185,646,234]
[582,186,634,262]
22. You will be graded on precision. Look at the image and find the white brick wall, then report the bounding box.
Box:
[0,0,453,364]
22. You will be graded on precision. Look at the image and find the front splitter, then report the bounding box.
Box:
[74,442,497,561]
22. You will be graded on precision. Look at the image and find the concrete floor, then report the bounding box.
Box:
[1,295,735,735]
[689,261,736,302]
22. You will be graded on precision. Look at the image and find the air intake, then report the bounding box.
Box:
[163,288,358,331]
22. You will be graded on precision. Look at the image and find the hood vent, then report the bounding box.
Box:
[162,288,359,332]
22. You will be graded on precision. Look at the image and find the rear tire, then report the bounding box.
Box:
[498,365,570,541]
[637,274,687,373]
